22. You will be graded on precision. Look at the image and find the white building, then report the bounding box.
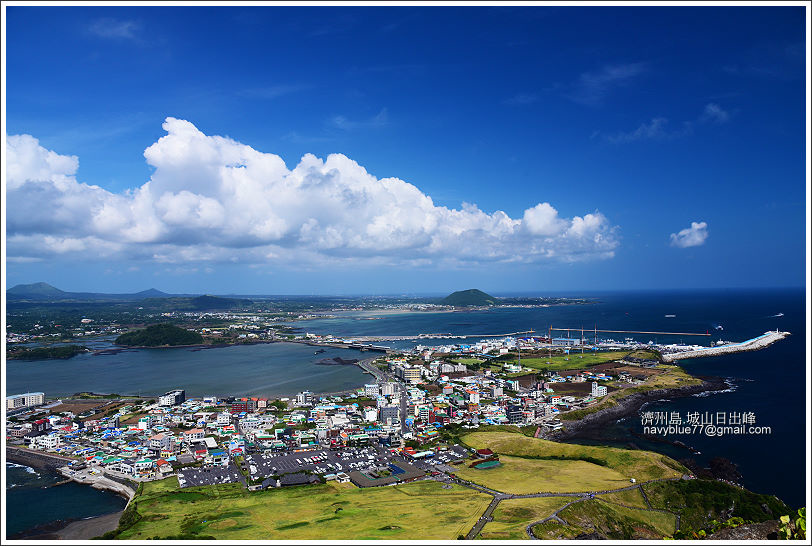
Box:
[363,407,378,422]
[159,390,185,407]
[295,391,314,406]
[6,392,45,409]
[33,433,61,450]
[380,383,396,396]
[364,384,380,396]
[591,382,607,397]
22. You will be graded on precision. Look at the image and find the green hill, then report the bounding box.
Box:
[442,289,498,306]
[115,323,203,347]
[7,282,68,299]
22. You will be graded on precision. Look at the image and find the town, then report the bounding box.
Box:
[7,331,688,492]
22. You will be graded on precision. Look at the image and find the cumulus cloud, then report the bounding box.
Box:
[6,118,620,267]
[670,221,709,248]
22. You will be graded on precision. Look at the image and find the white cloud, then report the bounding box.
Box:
[606,103,730,144]
[606,117,676,143]
[670,221,709,248]
[568,62,647,106]
[699,103,730,124]
[329,108,389,130]
[88,18,141,40]
[6,118,621,267]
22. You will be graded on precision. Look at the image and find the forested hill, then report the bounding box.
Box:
[115,324,204,347]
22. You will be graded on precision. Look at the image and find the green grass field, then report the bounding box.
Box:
[478,497,571,539]
[505,350,632,373]
[460,431,686,483]
[117,478,491,540]
[449,357,485,365]
[599,487,650,510]
[453,454,632,494]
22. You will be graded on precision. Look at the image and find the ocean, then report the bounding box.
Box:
[4,288,806,535]
[5,462,127,537]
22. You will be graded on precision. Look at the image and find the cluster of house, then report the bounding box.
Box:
[8,338,630,487]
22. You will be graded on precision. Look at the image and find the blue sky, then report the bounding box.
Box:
[4,5,808,295]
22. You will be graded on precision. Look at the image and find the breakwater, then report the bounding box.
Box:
[57,468,136,502]
[6,446,76,471]
[661,331,789,362]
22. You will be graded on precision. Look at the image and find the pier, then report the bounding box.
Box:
[661,330,790,362]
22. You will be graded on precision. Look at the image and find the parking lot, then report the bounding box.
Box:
[243,445,404,481]
[177,466,245,488]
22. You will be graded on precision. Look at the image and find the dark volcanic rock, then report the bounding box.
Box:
[574,532,607,539]
[316,357,359,366]
[704,520,780,540]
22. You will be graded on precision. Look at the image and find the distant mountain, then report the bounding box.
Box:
[7,283,177,302]
[7,282,68,298]
[441,289,498,306]
[133,288,171,298]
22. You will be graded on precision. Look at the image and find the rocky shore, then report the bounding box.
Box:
[315,356,360,366]
[549,375,729,441]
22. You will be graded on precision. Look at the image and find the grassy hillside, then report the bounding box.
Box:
[479,497,571,540]
[111,478,490,540]
[459,431,687,483]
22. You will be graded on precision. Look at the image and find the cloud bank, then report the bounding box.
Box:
[6,118,619,267]
[670,221,708,248]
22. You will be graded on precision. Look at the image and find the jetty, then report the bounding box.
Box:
[661,330,790,362]
[56,466,137,502]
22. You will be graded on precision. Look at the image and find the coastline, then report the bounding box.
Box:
[9,512,124,541]
[6,450,130,540]
[548,375,728,442]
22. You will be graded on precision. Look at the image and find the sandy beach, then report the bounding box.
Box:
[56,511,123,539]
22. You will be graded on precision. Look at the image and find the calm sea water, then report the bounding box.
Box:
[5,462,127,537]
[5,288,806,532]
[5,342,370,399]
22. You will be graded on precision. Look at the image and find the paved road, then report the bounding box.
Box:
[441,471,684,540]
[357,357,385,381]
[466,497,503,539]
